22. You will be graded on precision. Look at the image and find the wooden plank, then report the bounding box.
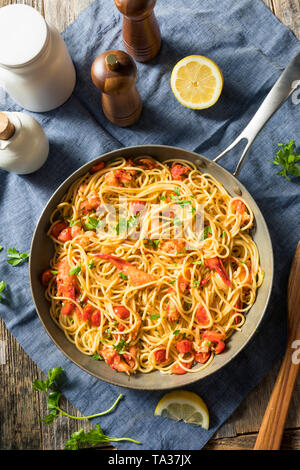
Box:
[204,429,300,450]
[272,0,300,39]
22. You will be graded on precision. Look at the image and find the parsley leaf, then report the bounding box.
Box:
[88,259,95,269]
[0,281,7,302]
[92,352,103,361]
[69,219,80,227]
[150,314,160,320]
[271,140,300,180]
[173,330,180,336]
[85,217,100,231]
[202,226,212,240]
[7,248,29,266]
[119,272,128,281]
[33,367,125,426]
[113,339,129,353]
[65,424,140,450]
[69,264,81,276]
[173,186,180,196]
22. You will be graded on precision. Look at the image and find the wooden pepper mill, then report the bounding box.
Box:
[114,0,161,62]
[91,49,142,127]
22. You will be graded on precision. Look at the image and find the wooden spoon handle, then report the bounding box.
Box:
[254,242,300,450]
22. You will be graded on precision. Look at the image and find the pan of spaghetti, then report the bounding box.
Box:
[29,145,273,390]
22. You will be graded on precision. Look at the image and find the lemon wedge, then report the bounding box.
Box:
[154,390,209,429]
[170,55,223,109]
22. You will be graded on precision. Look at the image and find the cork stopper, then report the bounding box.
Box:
[0,112,15,140]
[105,54,119,71]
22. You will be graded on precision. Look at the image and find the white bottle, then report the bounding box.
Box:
[0,112,49,174]
[0,5,76,112]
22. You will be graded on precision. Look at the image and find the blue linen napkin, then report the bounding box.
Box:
[0,0,300,450]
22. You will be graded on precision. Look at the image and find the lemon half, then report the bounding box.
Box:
[171,55,223,109]
[154,390,209,429]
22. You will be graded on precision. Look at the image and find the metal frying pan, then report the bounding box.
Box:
[29,52,300,390]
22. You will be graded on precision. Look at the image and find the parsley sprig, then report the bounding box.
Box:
[0,281,6,302]
[65,424,141,450]
[33,367,123,424]
[7,248,29,266]
[271,140,300,180]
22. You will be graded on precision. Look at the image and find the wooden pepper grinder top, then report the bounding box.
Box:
[114,0,161,62]
[91,49,142,127]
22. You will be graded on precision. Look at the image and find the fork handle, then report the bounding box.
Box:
[254,243,300,450]
[214,52,300,177]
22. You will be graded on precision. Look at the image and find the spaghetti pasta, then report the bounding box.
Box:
[42,157,264,375]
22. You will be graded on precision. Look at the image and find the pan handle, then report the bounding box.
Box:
[213,51,300,177]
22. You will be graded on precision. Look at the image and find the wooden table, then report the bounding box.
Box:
[0,0,299,451]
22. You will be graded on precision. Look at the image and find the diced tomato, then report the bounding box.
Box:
[71,225,82,238]
[232,199,250,224]
[171,357,194,375]
[41,269,53,287]
[170,164,190,181]
[82,304,94,322]
[90,161,106,174]
[194,352,210,364]
[178,274,190,293]
[202,331,226,342]
[130,200,146,215]
[61,302,74,315]
[56,257,76,301]
[114,306,130,320]
[114,169,132,185]
[176,340,192,354]
[195,305,210,325]
[154,349,167,363]
[215,341,225,354]
[118,323,125,332]
[51,221,67,239]
[91,309,101,326]
[202,330,226,355]
[58,227,72,242]
[204,257,232,287]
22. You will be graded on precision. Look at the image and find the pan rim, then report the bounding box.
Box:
[29,144,274,390]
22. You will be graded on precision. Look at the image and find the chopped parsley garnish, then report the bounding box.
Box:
[88,260,95,269]
[85,216,101,231]
[202,226,212,240]
[0,281,6,302]
[69,264,81,276]
[192,260,202,265]
[173,330,180,336]
[160,195,166,201]
[146,239,160,248]
[69,219,80,227]
[173,216,182,226]
[119,272,128,281]
[116,218,127,235]
[113,339,128,353]
[174,186,180,196]
[7,248,29,266]
[271,140,300,180]
[92,353,103,361]
[150,314,160,320]
[192,280,200,287]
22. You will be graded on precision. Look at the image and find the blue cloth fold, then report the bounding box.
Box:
[0,0,299,450]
